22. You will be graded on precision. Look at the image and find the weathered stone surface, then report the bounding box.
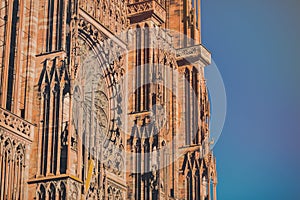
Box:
[0,0,217,199]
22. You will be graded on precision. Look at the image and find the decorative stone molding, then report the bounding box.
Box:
[127,0,166,22]
[0,108,34,142]
[107,183,124,200]
[102,141,125,176]
[79,0,129,35]
[176,44,211,65]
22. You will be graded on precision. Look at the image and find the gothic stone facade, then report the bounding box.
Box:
[0,0,217,199]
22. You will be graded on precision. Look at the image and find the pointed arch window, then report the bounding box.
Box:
[195,169,200,200]
[115,191,122,200]
[108,186,114,200]
[49,183,56,200]
[13,144,25,199]
[38,185,46,200]
[186,171,193,200]
[59,182,66,199]
[0,139,12,199]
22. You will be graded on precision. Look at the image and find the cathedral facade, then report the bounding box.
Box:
[0,0,217,199]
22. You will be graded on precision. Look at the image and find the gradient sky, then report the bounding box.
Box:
[201,1,300,199]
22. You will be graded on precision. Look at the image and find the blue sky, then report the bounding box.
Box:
[202,1,300,199]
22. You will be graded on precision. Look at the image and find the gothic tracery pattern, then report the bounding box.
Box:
[0,132,25,200]
[79,0,129,34]
[0,0,217,199]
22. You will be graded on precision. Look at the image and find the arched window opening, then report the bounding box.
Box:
[115,191,122,200]
[49,184,55,200]
[195,170,200,200]
[108,187,114,200]
[59,182,66,199]
[0,140,25,199]
[13,145,25,200]
[39,185,46,200]
[0,139,12,199]
[186,171,192,200]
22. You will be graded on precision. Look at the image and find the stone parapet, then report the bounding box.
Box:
[127,0,166,23]
[176,44,211,66]
[0,107,34,142]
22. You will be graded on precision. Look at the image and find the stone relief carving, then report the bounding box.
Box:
[0,108,32,138]
[72,25,127,181]
[107,184,124,200]
[102,141,124,176]
[176,44,211,64]
[127,0,166,22]
[127,1,152,14]
[79,0,128,34]
[0,132,25,162]
[36,180,68,200]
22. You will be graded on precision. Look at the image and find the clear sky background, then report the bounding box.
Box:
[201,1,300,199]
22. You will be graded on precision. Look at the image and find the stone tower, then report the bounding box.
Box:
[0,0,217,199]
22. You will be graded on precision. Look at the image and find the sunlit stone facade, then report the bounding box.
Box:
[0,0,217,199]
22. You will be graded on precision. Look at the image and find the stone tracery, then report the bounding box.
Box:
[0,0,218,199]
[0,132,25,200]
[79,0,129,34]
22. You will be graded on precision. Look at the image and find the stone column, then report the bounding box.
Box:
[24,0,39,121]
[0,139,2,192]
[37,88,45,176]
[12,0,25,114]
[0,0,13,106]
[198,0,202,42]
[77,94,83,179]
[56,83,64,175]
[56,186,60,199]
[67,81,74,174]
[7,153,15,199]
[46,86,55,175]
[141,137,145,199]
[207,173,211,200]
[148,136,153,200]
[15,158,21,200]
[199,170,203,200]
[197,64,202,144]
[140,26,144,111]
[188,69,193,144]
[90,83,95,157]
[213,182,217,200]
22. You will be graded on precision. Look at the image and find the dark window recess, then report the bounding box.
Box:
[6,0,20,111]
